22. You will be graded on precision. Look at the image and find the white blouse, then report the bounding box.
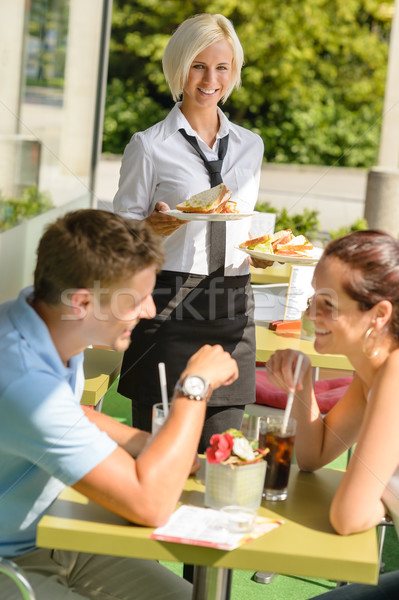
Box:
[113,103,264,276]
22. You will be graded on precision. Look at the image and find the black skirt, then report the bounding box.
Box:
[117,270,256,407]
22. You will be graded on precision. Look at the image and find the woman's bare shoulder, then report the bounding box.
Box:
[369,348,399,400]
[378,348,399,376]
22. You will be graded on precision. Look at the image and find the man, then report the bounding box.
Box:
[0,209,238,599]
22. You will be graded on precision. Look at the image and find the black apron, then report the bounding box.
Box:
[117,270,255,408]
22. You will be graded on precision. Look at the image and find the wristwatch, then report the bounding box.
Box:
[175,374,211,401]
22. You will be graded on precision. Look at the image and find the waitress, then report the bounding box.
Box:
[113,13,271,452]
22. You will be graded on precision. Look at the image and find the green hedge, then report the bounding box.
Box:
[104,0,393,167]
[0,187,53,232]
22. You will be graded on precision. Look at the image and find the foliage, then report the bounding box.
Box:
[328,217,369,239]
[104,0,394,167]
[256,201,320,241]
[103,79,168,153]
[0,187,54,232]
[27,0,69,86]
[256,200,369,242]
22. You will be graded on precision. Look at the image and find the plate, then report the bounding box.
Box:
[164,210,255,222]
[238,246,323,266]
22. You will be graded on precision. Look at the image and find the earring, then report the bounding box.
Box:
[362,326,379,358]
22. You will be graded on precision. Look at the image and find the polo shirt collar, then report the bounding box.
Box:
[9,287,83,377]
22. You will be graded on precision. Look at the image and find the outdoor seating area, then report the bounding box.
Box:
[99,379,398,600]
[79,325,394,599]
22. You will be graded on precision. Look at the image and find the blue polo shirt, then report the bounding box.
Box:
[0,288,117,557]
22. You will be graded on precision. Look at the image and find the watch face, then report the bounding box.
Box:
[184,375,206,397]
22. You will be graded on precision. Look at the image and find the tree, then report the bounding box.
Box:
[27,0,69,87]
[103,0,393,167]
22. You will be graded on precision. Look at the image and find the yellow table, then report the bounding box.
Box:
[36,466,378,600]
[250,264,291,285]
[256,325,353,371]
[81,348,123,410]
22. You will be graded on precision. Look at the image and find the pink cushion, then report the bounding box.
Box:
[255,371,353,414]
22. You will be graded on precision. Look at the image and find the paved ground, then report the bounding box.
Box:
[95,156,368,232]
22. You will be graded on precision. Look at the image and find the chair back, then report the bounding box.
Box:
[0,557,36,600]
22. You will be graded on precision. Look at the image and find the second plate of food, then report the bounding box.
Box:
[239,246,323,266]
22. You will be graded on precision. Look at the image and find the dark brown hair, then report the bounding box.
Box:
[33,209,164,304]
[318,229,399,340]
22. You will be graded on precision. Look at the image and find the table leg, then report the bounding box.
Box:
[94,396,104,412]
[192,566,232,600]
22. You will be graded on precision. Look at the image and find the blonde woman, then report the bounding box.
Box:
[114,14,270,452]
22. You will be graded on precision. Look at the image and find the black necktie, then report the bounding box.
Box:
[179,129,229,274]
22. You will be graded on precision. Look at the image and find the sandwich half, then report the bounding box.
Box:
[239,229,313,257]
[176,184,232,214]
[239,229,294,252]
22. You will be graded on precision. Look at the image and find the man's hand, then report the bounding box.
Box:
[146,201,186,236]
[181,344,238,392]
[190,454,201,475]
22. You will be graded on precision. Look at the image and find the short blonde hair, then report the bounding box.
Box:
[162,14,244,104]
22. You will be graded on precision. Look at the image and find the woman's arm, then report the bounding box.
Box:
[114,134,187,236]
[113,135,156,220]
[330,351,399,534]
[266,350,365,470]
[294,374,365,471]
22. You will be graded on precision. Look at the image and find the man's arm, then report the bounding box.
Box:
[73,344,238,528]
[82,407,151,458]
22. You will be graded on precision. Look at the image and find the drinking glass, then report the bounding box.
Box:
[151,403,171,436]
[258,414,296,501]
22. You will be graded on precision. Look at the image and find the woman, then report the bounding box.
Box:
[266,229,399,598]
[114,13,270,451]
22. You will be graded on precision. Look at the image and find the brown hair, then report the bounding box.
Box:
[33,209,164,304]
[318,229,399,340]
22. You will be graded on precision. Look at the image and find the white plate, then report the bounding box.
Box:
[239,246,323,266]
[165,210,255,222]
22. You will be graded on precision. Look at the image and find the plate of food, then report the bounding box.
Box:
[238,229,323,266]
[165,184,254,221]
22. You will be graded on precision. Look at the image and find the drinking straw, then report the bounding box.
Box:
[158,362,169,417]
[281,354,304,434]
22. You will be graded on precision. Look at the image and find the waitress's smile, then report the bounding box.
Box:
[198,88,219,95]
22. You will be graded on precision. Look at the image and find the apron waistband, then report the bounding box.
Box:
[158,270,250,290]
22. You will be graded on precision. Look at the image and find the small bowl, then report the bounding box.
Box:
[220,505,257,533]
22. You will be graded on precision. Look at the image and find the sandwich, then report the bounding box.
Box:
[275,234,314,257]
[239,229,313,257]
[239,229,294,252]
[221,200,238,214]
[176,184,232,214]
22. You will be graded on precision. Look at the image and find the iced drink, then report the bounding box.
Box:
[258,415,296,501]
